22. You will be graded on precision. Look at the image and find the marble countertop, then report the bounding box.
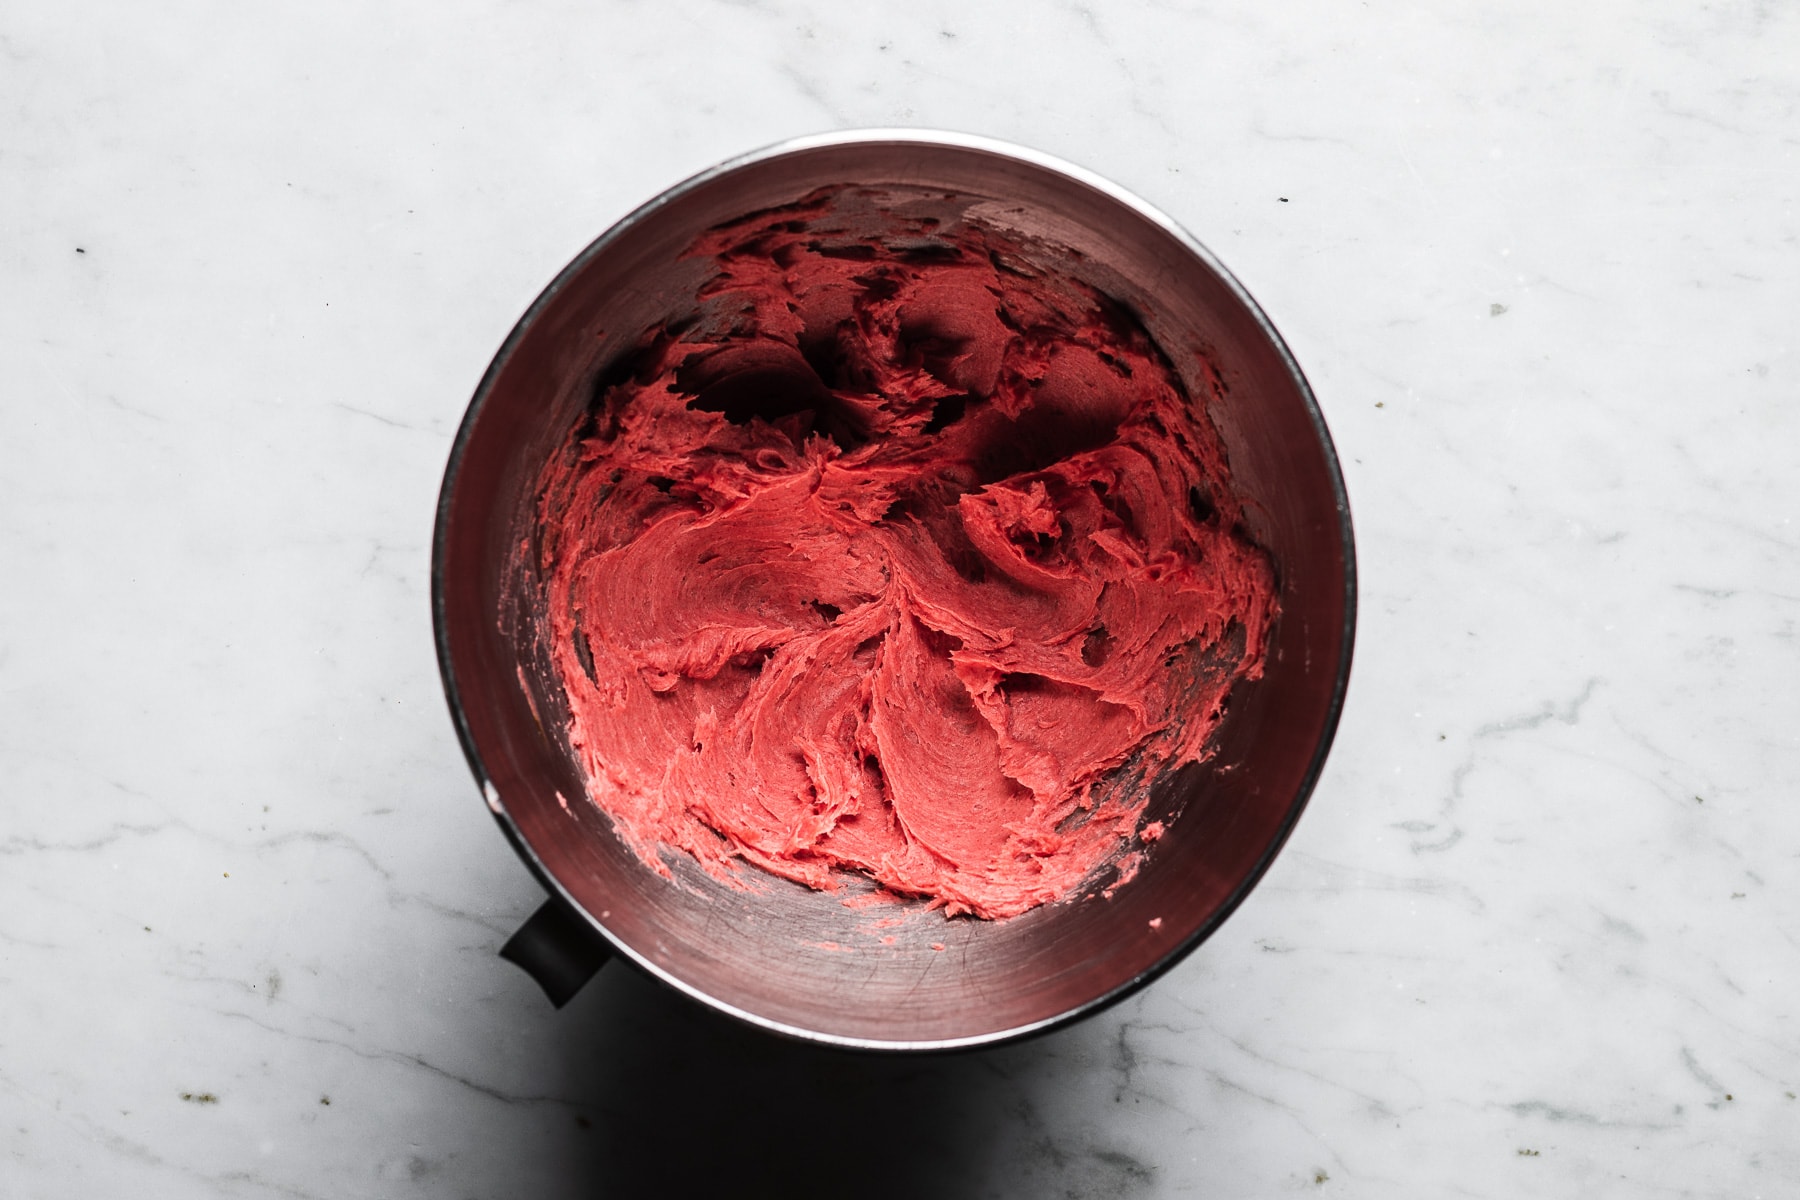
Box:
[5,2,1796,1196]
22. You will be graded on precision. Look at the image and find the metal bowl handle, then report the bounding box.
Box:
[499,896,613,1007]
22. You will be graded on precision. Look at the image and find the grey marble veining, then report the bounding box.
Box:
[3,1,1796,1196]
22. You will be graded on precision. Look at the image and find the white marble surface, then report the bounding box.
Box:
[4,1,1797,1196]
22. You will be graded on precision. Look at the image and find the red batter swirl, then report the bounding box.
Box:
[535,189,1276,919]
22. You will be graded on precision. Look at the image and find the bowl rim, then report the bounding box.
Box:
[432,127,1358,1051]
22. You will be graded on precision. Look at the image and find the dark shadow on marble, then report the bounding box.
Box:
[536,960,1162,1200]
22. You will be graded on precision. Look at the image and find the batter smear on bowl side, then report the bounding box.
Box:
[534,187,1278,919]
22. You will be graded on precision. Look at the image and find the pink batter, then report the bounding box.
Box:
[534,188,1276,919]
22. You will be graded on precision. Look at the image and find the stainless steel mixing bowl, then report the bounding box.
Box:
[433,130,1355,1050]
